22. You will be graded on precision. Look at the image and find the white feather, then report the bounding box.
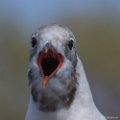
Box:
[26,56,106,120]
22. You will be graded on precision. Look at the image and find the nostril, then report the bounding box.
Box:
[45,43,52,48]
[44,43,56,51]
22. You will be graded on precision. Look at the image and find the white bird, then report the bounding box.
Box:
[26,24,106,120]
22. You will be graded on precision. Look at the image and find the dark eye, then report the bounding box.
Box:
[31,37,37,48]
[68,40,74,50]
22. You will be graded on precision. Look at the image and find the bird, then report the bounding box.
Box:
[25,24,106,120]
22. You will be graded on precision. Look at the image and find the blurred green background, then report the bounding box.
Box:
[0,0,120,120]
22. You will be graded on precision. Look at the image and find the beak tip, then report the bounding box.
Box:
[42,76,48,89]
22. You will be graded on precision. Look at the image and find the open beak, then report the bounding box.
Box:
[37,48,63,88]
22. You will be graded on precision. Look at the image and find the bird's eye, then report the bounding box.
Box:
[31,37,37,48]
[68,39,74,50]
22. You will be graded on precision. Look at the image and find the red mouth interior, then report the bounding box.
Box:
[38,49,63,80]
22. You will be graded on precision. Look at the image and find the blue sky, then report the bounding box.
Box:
[0,0,120,29]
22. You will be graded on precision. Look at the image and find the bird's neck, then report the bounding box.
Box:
[26,56,106,120]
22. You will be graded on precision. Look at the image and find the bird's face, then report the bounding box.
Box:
[28,25,77,111]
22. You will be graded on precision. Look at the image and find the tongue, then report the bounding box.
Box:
[42,61,63,88]
[38,50,63,89]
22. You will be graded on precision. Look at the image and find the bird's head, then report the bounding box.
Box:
[28,24,78,111]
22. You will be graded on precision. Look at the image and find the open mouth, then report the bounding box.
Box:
[37,49,63,88]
